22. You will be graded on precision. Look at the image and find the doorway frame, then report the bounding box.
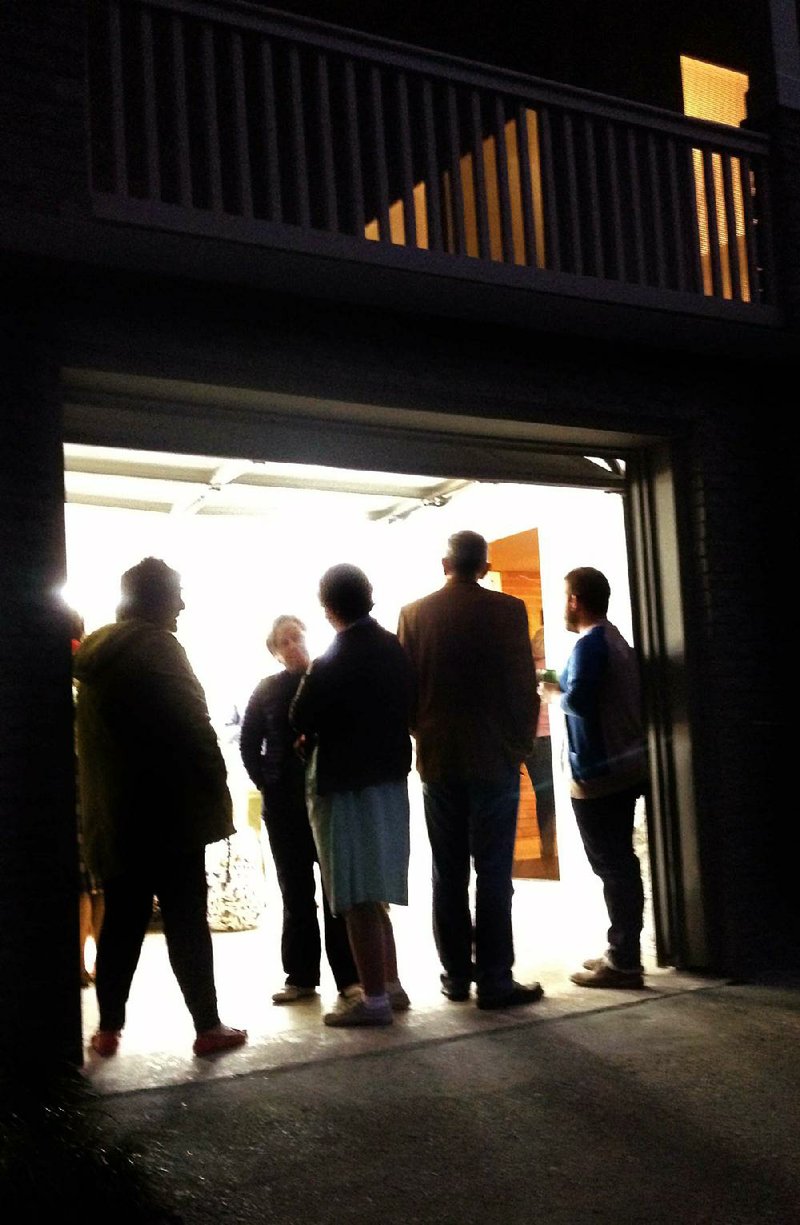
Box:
[61,366,703,970]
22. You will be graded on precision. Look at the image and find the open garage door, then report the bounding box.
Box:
[61,365,703,972]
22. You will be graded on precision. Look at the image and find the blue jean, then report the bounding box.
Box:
[422,765,520,998]
[571,785,644,971]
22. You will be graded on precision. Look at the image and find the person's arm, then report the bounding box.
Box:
[505,599,538,760]
[131,630,231,800]
[559,631,606,720]
[396,608,418,732]
[239,682,266,788]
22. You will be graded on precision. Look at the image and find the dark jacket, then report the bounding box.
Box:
[239,669,305,794]
[73,619,234,881]
[289,617,414,796]
[397,578,537,782]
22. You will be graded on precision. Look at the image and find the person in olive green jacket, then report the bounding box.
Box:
[74,557,246,1059]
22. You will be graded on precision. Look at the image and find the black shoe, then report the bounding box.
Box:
[477,981,544,1010]
[440,974,471,1001]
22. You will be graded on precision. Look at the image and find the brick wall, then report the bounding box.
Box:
[0,312,83,1067]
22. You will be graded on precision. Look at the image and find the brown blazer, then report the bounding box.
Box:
[397,578,538,783]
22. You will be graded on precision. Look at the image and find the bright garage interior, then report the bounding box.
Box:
[63,442,655,1088]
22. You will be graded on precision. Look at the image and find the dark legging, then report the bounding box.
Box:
[95,849,219,1034]
[263,778,358,992]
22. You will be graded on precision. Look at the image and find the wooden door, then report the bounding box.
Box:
[488,528,559,880]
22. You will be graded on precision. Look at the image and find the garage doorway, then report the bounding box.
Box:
[64,441,655,1038]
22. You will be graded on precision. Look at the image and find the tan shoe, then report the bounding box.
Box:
[272,985,318,1004]
[323,997,393,1027]
[571,964,644,989]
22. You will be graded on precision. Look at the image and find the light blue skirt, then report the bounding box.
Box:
[307,751,410,916]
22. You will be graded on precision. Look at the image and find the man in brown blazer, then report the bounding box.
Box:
[397,530,543,1010]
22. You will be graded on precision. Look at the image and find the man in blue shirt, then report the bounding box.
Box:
[539,566,648,988]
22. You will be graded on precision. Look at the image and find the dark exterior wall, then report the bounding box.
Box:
[0,311,84,1068]
[0,0,88,217]
[0,2,794,1076]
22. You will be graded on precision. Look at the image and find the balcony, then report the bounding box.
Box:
[87,0,779,325]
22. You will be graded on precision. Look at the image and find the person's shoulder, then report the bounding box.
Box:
[480,586,528,617]
[400,586,442,615]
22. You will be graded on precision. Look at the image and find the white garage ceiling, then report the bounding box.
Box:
[63,443,475,523]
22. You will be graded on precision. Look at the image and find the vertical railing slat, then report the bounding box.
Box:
[342,59,365,235]
[515,102,537,267]
[288,45,310,227]
[606,124,626,281]
[395,71,417,248]
[171,15,192,207]
[469,90,491,259]
[666,137,687,291]
[685,143,705,293]
[108,0,128,196]
[493,96,514,263]
[202,24,223,214]
[584,115,604,278]
[648,132,667,288]
[231,31,253,218]
[701,146,723,297]
[627,127,646,283]
[421,78,443,251]
[140,8,161,200]
[369,65,391,241]
[316,53,338,232]
[446,84,467,255]
[538,106,560,272]
[720,153,742,301]
[563,112,583,275]
[259,38,282,222]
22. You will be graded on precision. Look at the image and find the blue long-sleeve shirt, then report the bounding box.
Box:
[559,620,647,799]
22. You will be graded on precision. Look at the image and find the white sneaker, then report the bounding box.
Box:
[272,985,318,1004]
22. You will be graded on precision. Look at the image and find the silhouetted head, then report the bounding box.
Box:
[443,530,489,580]
[564,566,610,630]
[318,563,374,627]
[117,558,185,631]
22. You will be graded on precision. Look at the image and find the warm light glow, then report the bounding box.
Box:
[681,56,750,301]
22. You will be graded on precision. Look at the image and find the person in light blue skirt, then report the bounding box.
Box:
[290,563,414,1027]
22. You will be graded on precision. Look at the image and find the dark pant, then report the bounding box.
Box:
[263,778,358,992]
[422,765,520,998]
[95,849,219,1034]
[571,786,645,971]
[525,735,556,857]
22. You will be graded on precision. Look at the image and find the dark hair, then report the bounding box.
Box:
[318,563,374,623]
[117,557,181,621]
[565,566,611,617]
[266,614,306,656]
[446,530,488,578]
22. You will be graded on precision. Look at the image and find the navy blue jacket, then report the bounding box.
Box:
[290,617,414,796]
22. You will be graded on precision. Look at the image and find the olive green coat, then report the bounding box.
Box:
[73,619,234,882]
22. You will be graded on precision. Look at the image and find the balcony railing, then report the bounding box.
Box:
[88,0,777,318]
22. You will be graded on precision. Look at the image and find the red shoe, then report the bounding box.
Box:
[192,1024,248,1057]
[90,1029,121,1057]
